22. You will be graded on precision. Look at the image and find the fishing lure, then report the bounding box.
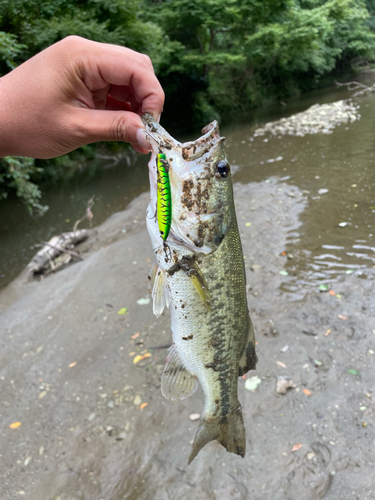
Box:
[157,153,172,240]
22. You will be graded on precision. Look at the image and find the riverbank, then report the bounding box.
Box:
[1,176,374,500]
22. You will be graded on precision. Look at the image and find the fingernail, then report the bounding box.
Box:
[136,128,151,151]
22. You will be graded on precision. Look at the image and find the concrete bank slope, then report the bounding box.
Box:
[0,180,374,500]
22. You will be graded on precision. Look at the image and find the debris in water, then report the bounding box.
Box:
[68,362,77,368]
[338,222,348,227]
[279,270,289,276]
[329,290,336,296]
[280,345,289,353]
[245,376,262,391]
[319,284,329,292]
[318,188,329,195]
[303,388,312,396]
[131,333,140,340]
[276,376,296,394]
[117,307,128,315]
[139,403,148,410]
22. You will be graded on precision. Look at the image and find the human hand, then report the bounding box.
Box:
[0,36,164,158]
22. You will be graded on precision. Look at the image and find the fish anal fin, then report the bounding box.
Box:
[188,407,246,464]
[161,344,198,401]
[148,263,169,317]
[238,317,257,377]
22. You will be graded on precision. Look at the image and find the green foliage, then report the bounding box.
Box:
[1,0,375,211]
[0,157,48,215]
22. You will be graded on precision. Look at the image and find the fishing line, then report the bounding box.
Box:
[256,345,352,494]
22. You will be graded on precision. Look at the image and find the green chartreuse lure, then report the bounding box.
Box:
[157,153,172,240]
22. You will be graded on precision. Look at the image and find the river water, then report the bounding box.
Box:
[1,82,374,293]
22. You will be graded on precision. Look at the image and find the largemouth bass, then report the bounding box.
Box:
[142,114,257,464]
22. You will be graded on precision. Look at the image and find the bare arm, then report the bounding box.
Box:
[0,36,164,159]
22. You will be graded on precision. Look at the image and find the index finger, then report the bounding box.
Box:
[78,40,165,120]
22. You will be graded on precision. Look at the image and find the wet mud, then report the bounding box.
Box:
[1,178,374,500]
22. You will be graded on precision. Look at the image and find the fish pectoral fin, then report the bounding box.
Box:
[238,317,258,376]
[189,272,211,311]
[188,406,246,464]
[161,344,198,401]
[183,260,210,310]
[148,263,169,318]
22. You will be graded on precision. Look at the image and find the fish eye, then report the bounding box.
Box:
[215,160,230,179]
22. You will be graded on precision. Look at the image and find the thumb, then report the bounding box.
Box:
[74,108,151,151]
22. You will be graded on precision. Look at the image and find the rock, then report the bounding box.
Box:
[133,395,142,406]
[276,376,297,394]
[253,100,360,138]
[189,413,201,421]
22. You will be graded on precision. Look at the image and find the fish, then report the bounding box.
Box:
[142,113,257,464]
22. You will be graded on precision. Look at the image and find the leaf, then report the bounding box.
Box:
[328,290,336,296]
[291,443,302,452]
[133,353,152,364]
[319,284,329,291]
[69,362,77,368]
[245,222,251,227]
[131,333,140,340]
[117,308,128,315]
[139,403,148,410]
[276,361,286,368]
[9,422,22,429]
[348,369,359,375]
[279,270,289,276]
[303,388,312,396]
[314,360,323,366]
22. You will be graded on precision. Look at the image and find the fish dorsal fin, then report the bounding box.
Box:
[161,344,198,401]
[148,263,169,317]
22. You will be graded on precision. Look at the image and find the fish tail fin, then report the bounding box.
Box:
[188,407,246,464]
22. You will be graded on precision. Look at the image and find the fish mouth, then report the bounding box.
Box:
[142,113,224,162]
